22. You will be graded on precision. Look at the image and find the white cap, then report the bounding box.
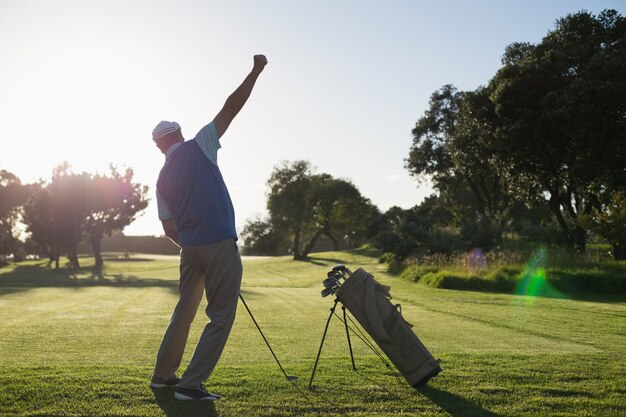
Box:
[152,121,181,143]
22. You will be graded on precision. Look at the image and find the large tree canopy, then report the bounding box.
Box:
[406,84,517,249]
[266,160,315,259]
[245,160,378,259]
[490,9,626,251]
[83,166,149,268]
[22,164,148,268]
[406,9,626,257]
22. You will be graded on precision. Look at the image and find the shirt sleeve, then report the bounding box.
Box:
[194,121,221,165]
[156,189,174,221]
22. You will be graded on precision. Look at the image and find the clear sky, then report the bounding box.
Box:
[1,0,623,236]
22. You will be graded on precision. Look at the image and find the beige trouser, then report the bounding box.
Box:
[152,238,243,390]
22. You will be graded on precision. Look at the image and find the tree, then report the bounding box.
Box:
[83,167,149,268]
[332,194,380,249]
[406,85,517,249]
[240,216,290,256]
[406,9,626,254]
[22,182,59,266]
[370,206,423,259]
[24,171,95,269]
[23,163,149,269]
[262,160,380,259]
[580,191,626,260]
[490,9,626,251]
[266,160,315,259]
[0,170,30,259]
[48,164,89,268]
[406,84,460,190]
[302,174,375,256]
[370,198,462,259]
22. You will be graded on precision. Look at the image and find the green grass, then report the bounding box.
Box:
[0,249,625,416]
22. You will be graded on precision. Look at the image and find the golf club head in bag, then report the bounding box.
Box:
[331,264,347,273]
[321,266,350,297]
[321,286,338,298]
[320,265,353,297]
[323,276,340,288]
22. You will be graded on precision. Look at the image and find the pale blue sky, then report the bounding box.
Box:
[1,0,623,236]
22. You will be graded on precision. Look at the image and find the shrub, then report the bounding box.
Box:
[395,247,626,296]
[380,252,405,274]
[400,265,442,283]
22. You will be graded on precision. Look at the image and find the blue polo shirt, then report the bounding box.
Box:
[156,122,237,246]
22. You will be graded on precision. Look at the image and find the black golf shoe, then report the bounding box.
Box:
[174,385,221,401]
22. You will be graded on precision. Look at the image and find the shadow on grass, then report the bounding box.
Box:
[0,263,178,296]
[354,370,401,399]
[151,388,218,417]
[299,256,354,267]
[419,386,500,417]
[105,257,158,262]
[296,247,382,267]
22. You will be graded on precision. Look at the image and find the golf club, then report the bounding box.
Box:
[321,286,337,298]
[238,293,298,382]
[323,276,340,288]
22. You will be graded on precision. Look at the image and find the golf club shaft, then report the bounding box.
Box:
[238,293,291,381]
[239,293,315,408]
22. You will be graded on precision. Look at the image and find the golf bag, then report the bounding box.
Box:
[335,267,441,388]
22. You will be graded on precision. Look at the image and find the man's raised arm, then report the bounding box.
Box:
[213,54,268,139]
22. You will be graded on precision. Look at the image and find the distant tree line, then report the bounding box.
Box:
[0,163,148,268]
[243,9,626,261]
[76,231,179,256]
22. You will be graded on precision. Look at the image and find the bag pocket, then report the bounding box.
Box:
[382,308,425,375]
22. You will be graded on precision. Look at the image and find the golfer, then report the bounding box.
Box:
[150,54,268,401]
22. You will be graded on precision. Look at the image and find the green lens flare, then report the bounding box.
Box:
[515,247,563,302]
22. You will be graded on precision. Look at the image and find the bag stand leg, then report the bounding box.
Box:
[309,299,358,389]
[342,306,356,372]
[309,299,338,389]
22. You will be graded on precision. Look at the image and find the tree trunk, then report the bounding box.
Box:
[562,191,589,251]
[324,230,340,251]
[53,244,60,269]
[548,195,574,249]
[479,177,493,216]
[612,243,626,260]
[67,247,80,269]
[91,232,103,269]
[292,228,304,260]
[302,230,323,257]
[573,225,586,253]
[466,177,486,215]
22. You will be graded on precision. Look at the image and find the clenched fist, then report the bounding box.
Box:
[253,54,268,72]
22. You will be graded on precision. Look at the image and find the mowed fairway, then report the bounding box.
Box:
[0,249,624,416]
